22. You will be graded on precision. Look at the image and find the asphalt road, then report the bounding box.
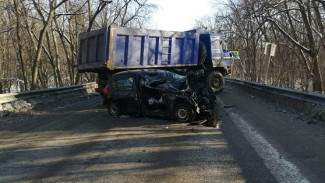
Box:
[0,83,324,182]
[219,83,325,183]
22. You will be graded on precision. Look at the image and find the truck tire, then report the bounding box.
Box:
[108,102,120,117]
[198,41,207,65]
[174,103,195,123]
[206,71,225,94]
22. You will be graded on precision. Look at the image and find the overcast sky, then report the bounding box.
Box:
[149,0,214,31]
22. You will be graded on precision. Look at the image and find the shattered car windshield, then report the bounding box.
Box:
[144,72,184,83]
[171,73,185,80]
[143,71,186,92]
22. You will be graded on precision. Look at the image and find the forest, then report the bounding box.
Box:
[196,0,325,93]
[0,0,156,93]
[1,0,325,94]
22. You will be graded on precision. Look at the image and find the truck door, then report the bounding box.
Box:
[111,74,139,114]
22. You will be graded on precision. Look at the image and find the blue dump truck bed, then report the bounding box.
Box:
[78,25,202,72]
[78,25,238,94]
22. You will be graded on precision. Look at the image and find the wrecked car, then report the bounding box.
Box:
[102,69,217,123]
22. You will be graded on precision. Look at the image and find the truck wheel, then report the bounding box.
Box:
[108,102,120,117]
[174,103,195,123]
[198,41,207,65]
[206,71,225,94]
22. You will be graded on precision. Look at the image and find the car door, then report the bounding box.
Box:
[110,73,139,114]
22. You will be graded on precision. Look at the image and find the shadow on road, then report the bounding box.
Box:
[0,95,276,182]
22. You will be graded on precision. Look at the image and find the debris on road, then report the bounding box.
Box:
[190,119,207,125]
[306,120,317,124]
[224,105,236,109]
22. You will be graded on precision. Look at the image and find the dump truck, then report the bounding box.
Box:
[77,25,233,94]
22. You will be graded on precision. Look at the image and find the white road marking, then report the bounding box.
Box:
[217,98,310,183]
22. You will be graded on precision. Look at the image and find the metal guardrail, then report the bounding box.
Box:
[0,82,97,105]
[226,78,325,106]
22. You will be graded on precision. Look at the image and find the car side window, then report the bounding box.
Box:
[111,76,134,91]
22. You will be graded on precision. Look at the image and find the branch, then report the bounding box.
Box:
[265,18,311,54]
[55,0,69,9]
[0,28,13,34]
[32,0,46,23]
[54,1,87,19]
[314,0,325,9]
[311,26,323,39]
[87,1,112,32]
[30,28,53,61]
[54,12,86,18]
[134,0,146,6]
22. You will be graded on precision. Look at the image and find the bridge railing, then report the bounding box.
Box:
[226,78,325,106]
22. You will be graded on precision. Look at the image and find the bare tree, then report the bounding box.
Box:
[87,0,112,32]
[30,0,68,89]
[99,0,157,28]
[0,0,5,93]
[264,0,323,92]
[12,0,29,91]
[0,0,157,93]
[195,0,325,93]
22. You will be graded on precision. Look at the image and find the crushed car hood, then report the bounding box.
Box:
[143,70,217,115]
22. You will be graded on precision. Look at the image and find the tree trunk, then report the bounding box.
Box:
[13,0,28,91]
[45,31,59,87]
[31,8,55,89]
[0,49,3,93]
[75,72,82,84]
[51,26,63,86]
[30,0,69,89]
[312,55,323,92]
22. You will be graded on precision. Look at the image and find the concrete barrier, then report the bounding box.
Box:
[0,83,97,116]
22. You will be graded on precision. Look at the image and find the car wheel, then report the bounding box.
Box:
[108,102,120,117]
[174,103,195,123]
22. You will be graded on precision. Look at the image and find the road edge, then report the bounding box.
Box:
[216,96,310,183]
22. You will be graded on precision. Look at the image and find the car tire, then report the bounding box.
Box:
[205,71,225,94]
[108,102,120,117]
[174,103,195,123]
